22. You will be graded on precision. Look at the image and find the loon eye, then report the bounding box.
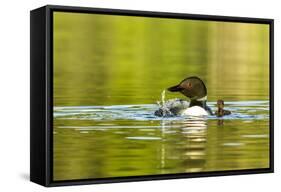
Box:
[186,82,192,88]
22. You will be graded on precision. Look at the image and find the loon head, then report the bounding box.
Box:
[217,99,224,109]
[167,76,207,101]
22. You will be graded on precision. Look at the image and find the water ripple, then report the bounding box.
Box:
[54,100,269,121]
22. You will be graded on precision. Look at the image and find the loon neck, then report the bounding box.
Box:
[189,97,213,115]
[189,99,207,109]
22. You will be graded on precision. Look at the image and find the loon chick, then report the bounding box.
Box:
[155,76,213,117]
[215,100,231,117]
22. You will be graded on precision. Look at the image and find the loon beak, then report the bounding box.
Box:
[167,84,184,92]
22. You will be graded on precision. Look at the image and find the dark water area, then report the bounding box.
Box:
[53,12,270,180]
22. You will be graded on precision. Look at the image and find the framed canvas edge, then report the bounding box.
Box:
[45,4,274,23]
[30,4,274,187]
[47,168,273,187]
[30,6,48,186]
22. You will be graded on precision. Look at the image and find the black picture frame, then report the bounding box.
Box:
[30,4,274,187]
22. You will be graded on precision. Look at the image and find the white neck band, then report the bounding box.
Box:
[196,96,207,101]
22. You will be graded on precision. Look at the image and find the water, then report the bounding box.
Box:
[54,101,269,121]
[53,100,269,180]
[53,12,270,181]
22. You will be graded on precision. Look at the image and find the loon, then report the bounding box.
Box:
[155,76,213,117]
[215,100,231,117]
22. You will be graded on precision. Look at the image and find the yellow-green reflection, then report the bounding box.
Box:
[53,12,269,181]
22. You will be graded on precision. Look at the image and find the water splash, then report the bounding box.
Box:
[161,90,166,106]
[155,90,174,117]
[156,90,166,107]
[155,89,194,117]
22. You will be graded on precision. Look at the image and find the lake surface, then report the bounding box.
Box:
[53,12,270,181]
[53,101,269,180]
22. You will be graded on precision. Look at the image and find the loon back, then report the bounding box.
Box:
[154,98,189,117]
[154,98,212,117]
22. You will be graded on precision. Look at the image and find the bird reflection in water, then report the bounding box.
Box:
[160,117,207,173]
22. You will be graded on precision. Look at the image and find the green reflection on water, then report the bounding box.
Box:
[53,12,270,181]
[54,119,269,180]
